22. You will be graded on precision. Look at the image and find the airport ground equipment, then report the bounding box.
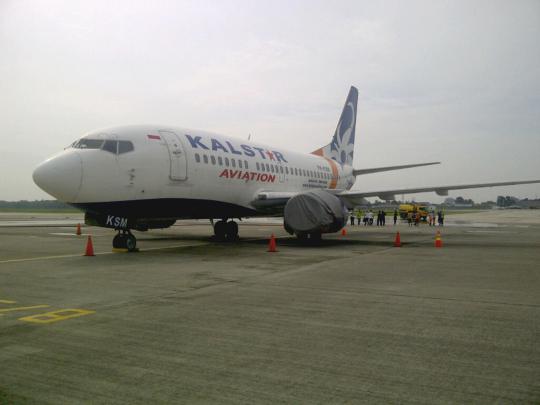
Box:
[399,204,429,220]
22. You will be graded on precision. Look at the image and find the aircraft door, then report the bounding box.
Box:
[160,131,187,181]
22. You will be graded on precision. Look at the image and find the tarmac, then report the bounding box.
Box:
[0,210,539,404]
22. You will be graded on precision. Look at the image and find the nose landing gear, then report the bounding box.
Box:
[113,230,137,252]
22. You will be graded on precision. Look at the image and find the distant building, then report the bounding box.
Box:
[444,196,473,208]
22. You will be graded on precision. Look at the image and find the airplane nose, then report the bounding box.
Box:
[33,151,83,201]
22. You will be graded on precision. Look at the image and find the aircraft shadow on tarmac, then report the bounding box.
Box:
[140,233,393,248]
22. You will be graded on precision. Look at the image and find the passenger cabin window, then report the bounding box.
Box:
[211,156,216,165]
[225,157,229,167]
[244,160,249,169]
[203,155,208,164]
[231,159,236,168]
[74,139,103,149]
[218,156,223,166]
[256,162,260,171]
[195,153,200,163]
[239,160,243,169]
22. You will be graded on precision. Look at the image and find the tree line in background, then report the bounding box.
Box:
[0,200,72,210]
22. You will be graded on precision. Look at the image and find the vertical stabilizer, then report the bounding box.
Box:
[312,86,358,166]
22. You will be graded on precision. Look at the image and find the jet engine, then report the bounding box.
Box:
[283,189,348,238]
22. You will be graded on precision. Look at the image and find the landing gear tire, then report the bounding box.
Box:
[113,231,137,252]
[125,234,137,252]
[214,220,238,241]
[296,232,308,241]
[113,233,126,249]
[309,232,322,241]
[214,220,226,241]
[225,221,239,241]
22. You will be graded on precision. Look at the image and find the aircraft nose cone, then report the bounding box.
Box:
[33,151,82,201]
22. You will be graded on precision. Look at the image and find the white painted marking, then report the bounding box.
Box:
[0,242,210,265]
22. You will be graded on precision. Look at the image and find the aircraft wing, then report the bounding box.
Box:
[338,179,540,204]
[353,162,440,176]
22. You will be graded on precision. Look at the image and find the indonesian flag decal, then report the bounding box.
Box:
[147,134,161,140]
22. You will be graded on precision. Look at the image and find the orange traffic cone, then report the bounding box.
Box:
[268,234,277,252]
[84,236,95,256]
[394,231,401,247]
[341,228,347,236]
[76,223,82,236]
[435,231,443,248]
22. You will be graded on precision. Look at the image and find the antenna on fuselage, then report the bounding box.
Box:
[248,133,251,141]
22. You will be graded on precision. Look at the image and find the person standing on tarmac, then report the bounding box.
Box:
[350,212,355,226]
[356,210,362,226]
[438,211,444,226]
[407,211,413,226]
[367,210,374,225]
[381,210,386,226]
[393,209,398,225]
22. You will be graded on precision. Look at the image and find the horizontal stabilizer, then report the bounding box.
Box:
[353,162,440,176]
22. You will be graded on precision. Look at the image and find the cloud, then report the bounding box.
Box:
[1,0,539,201]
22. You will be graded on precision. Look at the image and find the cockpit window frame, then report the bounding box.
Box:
[73,139,105,150]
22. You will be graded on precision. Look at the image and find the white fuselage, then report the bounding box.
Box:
[33,125,355,220]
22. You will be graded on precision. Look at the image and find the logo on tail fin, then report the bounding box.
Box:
[312,86,358,166]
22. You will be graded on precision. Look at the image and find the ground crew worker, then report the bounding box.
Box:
[381,210,386,226]
[350,213,355,226]
[393,209,398,225]
[407,211,413,226]
[356,210,362,226]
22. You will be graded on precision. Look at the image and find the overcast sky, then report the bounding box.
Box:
[1,0,539,202]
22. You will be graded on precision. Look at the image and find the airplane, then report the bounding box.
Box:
[33,86,540,251]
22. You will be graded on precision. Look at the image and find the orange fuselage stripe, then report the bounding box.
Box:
[323,157,339,189]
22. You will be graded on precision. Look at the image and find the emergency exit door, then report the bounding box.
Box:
[160,131,187,180]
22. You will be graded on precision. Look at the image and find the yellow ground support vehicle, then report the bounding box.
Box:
[399,204,429,220]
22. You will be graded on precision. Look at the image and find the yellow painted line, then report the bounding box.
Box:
[20,309,95,324]
[0,300,16,304]
[0,305,49,313]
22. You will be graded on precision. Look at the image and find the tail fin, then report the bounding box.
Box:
[312,86,358,166]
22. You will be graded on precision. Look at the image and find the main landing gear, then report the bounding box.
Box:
[213,219,239,241]
[113,230,137,252]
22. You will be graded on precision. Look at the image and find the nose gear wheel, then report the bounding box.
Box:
[113,230,137,252]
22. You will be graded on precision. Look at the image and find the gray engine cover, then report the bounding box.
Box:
[283,189,348,234]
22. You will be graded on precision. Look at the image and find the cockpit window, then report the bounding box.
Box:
[73,139,104,149]
[118,141,134,154]
[102,140,118,154]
